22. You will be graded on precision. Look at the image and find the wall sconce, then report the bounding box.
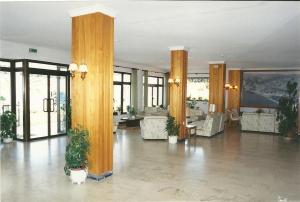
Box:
[69,63,88,80]
[79,64,88,80]
[224,82,238,90]
[69,63,78,78]
[168,77,180,87]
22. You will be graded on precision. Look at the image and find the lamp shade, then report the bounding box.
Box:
[79,64,88,73]
[168,78,174,83]
[209,104,216,113]
[69,63,78,71]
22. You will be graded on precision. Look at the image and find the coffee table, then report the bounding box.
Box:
[121,117,144,127]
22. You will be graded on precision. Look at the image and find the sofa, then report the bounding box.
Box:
[186,107,206,124]
[144,107,168,116]
[140,116,168,139]
[241,112,279,133]
[193,113,225,137]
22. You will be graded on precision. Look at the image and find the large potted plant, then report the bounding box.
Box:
[64,126,90,184]
[165,114,180,144]
[0,111,17,143]
[276,80,298,140]
[127,105,137,119]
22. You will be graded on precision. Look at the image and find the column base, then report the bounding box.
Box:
[88,171,113,181]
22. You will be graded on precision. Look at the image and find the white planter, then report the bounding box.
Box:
[169,136,177,144]
[70,169,87,184]
[3,138,13,143]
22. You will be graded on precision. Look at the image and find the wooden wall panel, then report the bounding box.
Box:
[209,64,226,113]
[71,13,114,177]
[227,70,241,111]
[169,50,187,140]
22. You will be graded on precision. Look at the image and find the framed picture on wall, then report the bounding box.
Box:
[241,70,300,108]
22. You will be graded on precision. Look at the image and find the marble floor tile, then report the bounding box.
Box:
[1,127,300,202]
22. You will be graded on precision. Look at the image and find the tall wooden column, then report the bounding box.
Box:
[169,48,188,140]
[209,62,226,113]
[71,12,114,178]
[227,70,241,111]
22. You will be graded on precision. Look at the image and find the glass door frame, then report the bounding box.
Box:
[0,58,70,142]
[26,60,70,141]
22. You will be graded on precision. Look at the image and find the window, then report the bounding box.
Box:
[113,72,131,113]
[0,71,11,113]
[187,77,209,101]
[146,76,164,107]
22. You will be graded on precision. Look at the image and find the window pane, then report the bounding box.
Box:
[58,66,68,71]
[187,77,209,101]
[123,84,131,112]
[147,87,152,107]
[123,74,131,82]
[0,71,11,113]
[114,73,122,82]
[159,87,163,106]
[114,84,122,112]
[0,61,11,68]
[16,72,23,139]
[148,77,157,85]
[15,62,22,68]
[153,87,157,106]
[158,78,163,85]
[29,62,58,70]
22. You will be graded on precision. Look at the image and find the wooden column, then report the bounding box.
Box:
[71,12,114,178]
[209,63,226,113]
[227,70,241,111]
[169,49,188,140]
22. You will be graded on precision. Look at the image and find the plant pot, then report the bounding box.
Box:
[284,129,298,141]
[169,136,177,144]
[3,137,13,143]
[70,168,87,184]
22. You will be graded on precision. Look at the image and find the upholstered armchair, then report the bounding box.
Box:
[194,113,225,137]
[140,116,168,139]
[113,115,121,133]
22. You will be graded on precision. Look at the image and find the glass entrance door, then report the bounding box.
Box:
[30,74,67,139]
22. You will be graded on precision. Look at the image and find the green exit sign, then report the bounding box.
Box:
[29,48,37,53]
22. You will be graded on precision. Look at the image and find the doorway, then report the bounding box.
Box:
[30,74,67,138]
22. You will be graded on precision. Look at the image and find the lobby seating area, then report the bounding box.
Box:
[1,1,300,202]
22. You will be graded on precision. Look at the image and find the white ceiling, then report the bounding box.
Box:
[0,1,300,72]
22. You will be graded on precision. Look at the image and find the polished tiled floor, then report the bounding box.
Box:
[1,127,300,202]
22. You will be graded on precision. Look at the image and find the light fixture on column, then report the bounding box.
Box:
[224,82,238,90]
[69,63,78,78]
[68,63,88,80]
[79,64,88,80]
[168,77,180,87]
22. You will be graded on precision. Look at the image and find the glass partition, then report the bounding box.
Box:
[0,59,70,141]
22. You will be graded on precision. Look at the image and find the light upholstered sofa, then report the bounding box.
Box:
[186,107,206,124]
[241,112,279,133]
[193,113,225,137]
[140,116,168,139]
[144,107,168,116]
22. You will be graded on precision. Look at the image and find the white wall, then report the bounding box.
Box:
[0,40,71,64]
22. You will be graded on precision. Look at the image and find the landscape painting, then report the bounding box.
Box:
[241,71,300,108]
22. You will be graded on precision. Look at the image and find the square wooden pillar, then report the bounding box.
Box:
[71,12,114,178]
[209,62,226,113]
[169,49,188,140]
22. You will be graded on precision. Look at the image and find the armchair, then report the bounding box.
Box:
[194,113,225,137]
[140,116,168,139]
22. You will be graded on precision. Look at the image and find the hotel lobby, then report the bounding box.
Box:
[1,1,300,202]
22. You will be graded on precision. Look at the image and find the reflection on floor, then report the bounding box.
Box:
[1,127,300,201]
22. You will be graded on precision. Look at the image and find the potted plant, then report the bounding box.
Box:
[64,126,90,184]
[0,111,17,143]
[127,105,137,119]
[165,114,180,144]
[117,106,122,115]
[276,80,298,140]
